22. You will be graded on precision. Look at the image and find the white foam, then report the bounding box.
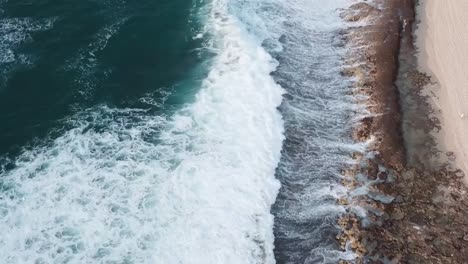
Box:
[0,1,285,263]
[0,17,55,86]
[0,17,55,64]
[240,0,365,262]
[66,18,128,99]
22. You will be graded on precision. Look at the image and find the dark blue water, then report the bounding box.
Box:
[0,0,205,158]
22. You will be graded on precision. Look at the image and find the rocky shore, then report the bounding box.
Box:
[337,1,468,263]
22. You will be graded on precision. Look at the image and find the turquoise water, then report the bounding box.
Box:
[0,0,360,263]
[0,0,205,158]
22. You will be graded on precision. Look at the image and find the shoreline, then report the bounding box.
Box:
[337,0,468,263]
[415,0,468,183]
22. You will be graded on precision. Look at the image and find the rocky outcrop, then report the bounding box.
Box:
[340,3,380,22]
[337,1,468,263]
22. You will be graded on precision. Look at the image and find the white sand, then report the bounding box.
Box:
[416,0,468,182]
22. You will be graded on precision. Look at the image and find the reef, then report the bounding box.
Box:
[336,1,468,263]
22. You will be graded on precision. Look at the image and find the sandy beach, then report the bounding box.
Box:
[416,0,468,181]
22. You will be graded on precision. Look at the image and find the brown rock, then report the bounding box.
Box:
[391,208,405,221]
[463,234,468,242]
[340,3,380,22]
[406,253,426,264]
[432,238,455,257]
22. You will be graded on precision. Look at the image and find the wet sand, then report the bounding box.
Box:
[416,0,468,183]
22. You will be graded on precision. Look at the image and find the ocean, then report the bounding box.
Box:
[0,0,358,263]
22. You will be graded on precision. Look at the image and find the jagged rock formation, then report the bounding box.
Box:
[337,1,468,263]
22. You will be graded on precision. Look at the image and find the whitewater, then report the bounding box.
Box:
[0,0,360,263]
[0,0,284,263]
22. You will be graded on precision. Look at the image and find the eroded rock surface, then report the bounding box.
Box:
[337,1,468,263]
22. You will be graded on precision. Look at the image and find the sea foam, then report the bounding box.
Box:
[0,0,285,263]
[0,17,55,85]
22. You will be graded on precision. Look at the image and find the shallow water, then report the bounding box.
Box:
[255,1,361,262]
